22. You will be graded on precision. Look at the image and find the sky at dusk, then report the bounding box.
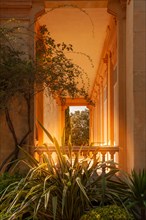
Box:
[69,106,87,113]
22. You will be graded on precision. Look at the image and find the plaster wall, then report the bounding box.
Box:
[114,80,119,146]
[0,1,45,171]
[0,95,31,171]
[43,94,61,145]
[104,98,108,144]
[0,18,35,171]
[133,0,146,170]
[126,0,134,172]
[126,0,146,171]
[93,104,98,144]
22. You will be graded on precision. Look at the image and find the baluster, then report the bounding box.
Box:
[102,152,106,162]
[82,150,87,158]
[110,152,115,161]
[93,152,96,163]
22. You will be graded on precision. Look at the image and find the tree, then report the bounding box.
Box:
[70,109,89,146]
[0,22,90,171]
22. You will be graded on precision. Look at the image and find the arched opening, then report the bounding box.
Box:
[35,2,112,146]
[1,0,146,173]
[65,106,89,146]
[33,1,122,168]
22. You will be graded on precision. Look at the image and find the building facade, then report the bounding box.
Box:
[0,0,146,172]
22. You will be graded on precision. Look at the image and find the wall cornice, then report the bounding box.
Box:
[120,0,127,8]
[44,1,108,8]
[0,1,32,9]
[90,15,117,102]
[107,0,126,18]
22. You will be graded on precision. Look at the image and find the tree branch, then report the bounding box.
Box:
[5,107,18,146]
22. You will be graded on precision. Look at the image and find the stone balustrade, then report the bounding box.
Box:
[34,145,119,168]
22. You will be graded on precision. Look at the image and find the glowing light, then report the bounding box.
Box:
[108,140,111,146]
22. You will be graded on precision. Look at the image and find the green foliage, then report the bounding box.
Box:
[70,109,89,145]
[0,24,34,109]
[123,169,146,220]
[80,205,134,220]
[0,123,124,220]
[2,122,145,220]
[0,173,22,196]
[129,169,146,207]
[86,164,129,207]
[35,25,90,100]
[0,21,92,171]
[0,23,90,109]
[0,123,98,220]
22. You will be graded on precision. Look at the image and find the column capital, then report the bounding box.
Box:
[120,0,127,8]
[86,105,94,110]
[0,1,32,9]
[61,104,68,111]
[107,0,126,19]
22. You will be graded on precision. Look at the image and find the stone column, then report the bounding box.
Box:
[118,5,127,171]
[108,0,127,170]
[101,79,105,144]
[92,97,98,144]
[107,52,114,146]
[98,86,102,144]
[61,105,68,141]
[88,106,94,144]
[126,0,146,171]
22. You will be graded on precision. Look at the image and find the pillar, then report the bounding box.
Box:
[126,0,146,171]
[107,52,114,146]
[108,0,127,170]
[88,105,94,144]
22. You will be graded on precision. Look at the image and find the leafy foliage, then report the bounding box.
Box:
[0,123,121,220]
[0,23,90,109]
[0,127,90,219]
[70,109,89,145]
[36,25,90,100]
[80,205,134,220]
[0,24,34,109]
[0,173,22,197]
[0,21,92,171]
[123,169,146,220]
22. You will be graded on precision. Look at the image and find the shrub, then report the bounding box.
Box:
[80,204,134,220]
[123,169,146,220]
[0,127,99,220]
[0,172,22,196]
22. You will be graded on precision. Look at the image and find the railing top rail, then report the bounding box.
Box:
[34,145,119,153]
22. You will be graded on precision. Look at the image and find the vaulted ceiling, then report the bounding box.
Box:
[39,1,110,95]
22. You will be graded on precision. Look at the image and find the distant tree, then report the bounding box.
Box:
[70,109,89,146]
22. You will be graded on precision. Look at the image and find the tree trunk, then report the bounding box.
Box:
[0,96,32,172]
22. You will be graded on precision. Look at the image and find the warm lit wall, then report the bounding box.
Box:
[126,0,146,172]
[0,0,45,170]
[0,19,34,170]
[1,0,146,173]
[126,0,134,172]
[43,93,62,145]
[91,16,117,147]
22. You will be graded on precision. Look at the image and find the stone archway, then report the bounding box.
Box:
[34,1,111,145]
[33,0,128,170]
[1,0,146,172]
